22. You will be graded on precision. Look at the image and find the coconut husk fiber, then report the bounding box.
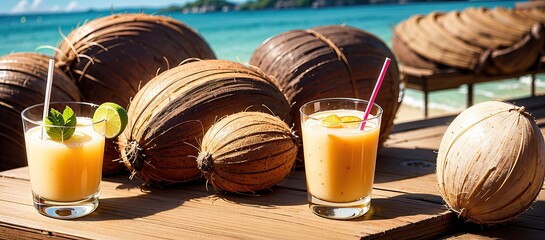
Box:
[250,25,401,166]
[393,7,545,75]
[55,13,216,108]
[54,13,216,174]
[118,59,291,184]
[0,52,81,171]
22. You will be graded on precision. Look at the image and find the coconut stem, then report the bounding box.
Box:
[124,140,146,171]
[197,151,213,172]
[510,105,534,119]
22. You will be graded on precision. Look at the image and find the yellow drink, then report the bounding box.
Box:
[302,109,380,203]
[25,117,105,202]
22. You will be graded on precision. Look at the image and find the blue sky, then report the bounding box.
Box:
[3,0,244,14]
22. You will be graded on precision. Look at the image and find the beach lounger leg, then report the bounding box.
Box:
[467,83,473,107]
[423,88,429,118]
[531,73,536,97]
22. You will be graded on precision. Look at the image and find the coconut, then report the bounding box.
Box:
[196,112,297,193]
[250,25,400,166]
[0,53,81,170]
[55,13,216,174]
[436,101,545,224]
[118,59,291,184]
[55,13,215,106]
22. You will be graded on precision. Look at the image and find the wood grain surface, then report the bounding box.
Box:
[1,95,544,239]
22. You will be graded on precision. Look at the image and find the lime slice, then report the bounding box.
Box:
[340,115,362,128]
[92,102,128,139]
[321,114,342,128]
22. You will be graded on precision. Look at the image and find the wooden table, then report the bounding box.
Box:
[1,96,544,239]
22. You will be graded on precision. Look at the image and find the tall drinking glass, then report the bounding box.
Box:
[300,98,382,219]
[21,102,105,219]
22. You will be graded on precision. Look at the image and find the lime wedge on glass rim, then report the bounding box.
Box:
[92,102,128,139]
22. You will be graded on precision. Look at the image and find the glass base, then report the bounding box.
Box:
[308,194,371,220]
[32,192,99,219]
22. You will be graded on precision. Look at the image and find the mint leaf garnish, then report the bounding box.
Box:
[45,106,77,141]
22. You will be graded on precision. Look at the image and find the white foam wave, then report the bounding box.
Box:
[428,101,463,112]
[401,94,424,109]
[475,89,496,98]
[497,82,522,90]
[402,94,463,113]
[519,75,545,88]
[457,85,468,94]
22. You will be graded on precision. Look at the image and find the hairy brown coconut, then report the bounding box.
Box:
[250,25,400,165]
[437,101,545,224]
[0,53,81,170]
[197,112,297,193]
[54,13,216,174]
[118,59,291,184]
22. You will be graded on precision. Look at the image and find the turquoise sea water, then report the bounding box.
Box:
[1,0,541,113]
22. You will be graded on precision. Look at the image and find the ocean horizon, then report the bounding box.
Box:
[1,0,540,114]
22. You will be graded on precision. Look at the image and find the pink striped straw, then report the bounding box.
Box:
[359,57,391,131]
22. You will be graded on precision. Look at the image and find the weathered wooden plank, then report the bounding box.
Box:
[391,115,456,134]
[0,168,456,240]
[0,222,84,240]
[370,213,459,240]
[0,167,30,180]
[442,225,545,240]
[385,126,446,150]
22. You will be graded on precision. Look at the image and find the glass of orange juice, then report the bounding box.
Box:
[21,102,105,219]
[300,98,382,219]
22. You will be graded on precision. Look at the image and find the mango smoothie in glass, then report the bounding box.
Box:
[300,98,382,219]
[21,102,105,219]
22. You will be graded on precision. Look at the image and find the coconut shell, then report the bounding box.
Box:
[118,59,291,184]
[56,14,215,108]
[0,53,81,171]
[55,13,215,174]
[436,101,545,224]
[250,25,400,165]
[196,112,297,193]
